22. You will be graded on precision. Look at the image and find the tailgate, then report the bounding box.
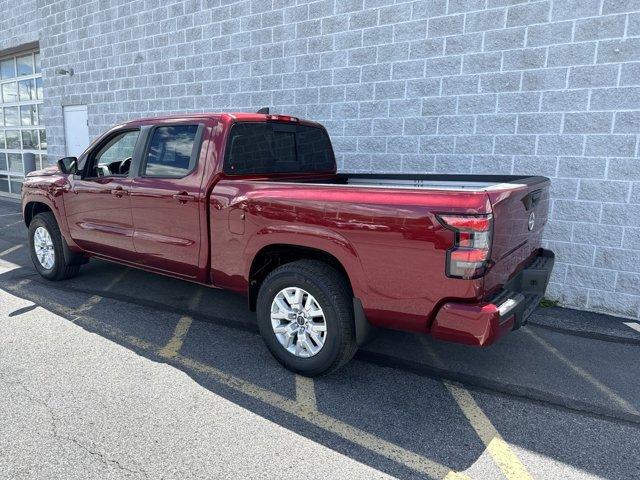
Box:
[483,177,550,294]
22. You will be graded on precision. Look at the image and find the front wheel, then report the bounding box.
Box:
[28,212,80,281]
[256,260,357,376]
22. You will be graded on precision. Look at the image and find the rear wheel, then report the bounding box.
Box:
[28,212,81,281]
[256,260,357,376]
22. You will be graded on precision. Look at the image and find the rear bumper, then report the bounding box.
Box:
[430,248,555,346]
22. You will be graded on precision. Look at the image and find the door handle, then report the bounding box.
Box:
[111,186,128,197]
[173,192,194,204]
[238,202,248,219]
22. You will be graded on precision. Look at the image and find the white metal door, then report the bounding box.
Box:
[63,105,89,157]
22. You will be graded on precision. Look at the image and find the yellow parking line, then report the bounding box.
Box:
[444,471,473,480]
[6,279,77,320]
[5,279,466,480]
[0,244,23,256]
[445,382,533,480]
[159,316,193,358]
[174,352,458,479]
[525,328,639,414]
[420,338,532,480]
[4,279,154,350]
[73,295,103,315]
[72,268,130,319]
[295,375,317,412]
[3,220,23,228]
[104,268,129,291]
[158,288,203,358]
[623,322,640,334]
[11,278,33,289]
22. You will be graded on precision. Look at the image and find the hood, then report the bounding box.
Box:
[26,165,60,177]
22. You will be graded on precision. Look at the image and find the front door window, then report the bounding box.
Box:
[87,130,139,178]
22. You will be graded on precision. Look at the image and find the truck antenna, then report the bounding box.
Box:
[256,107,269,114]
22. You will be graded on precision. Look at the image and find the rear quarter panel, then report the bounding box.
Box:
[210,180,493,332]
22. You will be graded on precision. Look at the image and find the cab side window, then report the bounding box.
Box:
[142,125,200,177]
[88,130,139,177]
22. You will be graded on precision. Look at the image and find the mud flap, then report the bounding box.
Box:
[62,237,89,266]
[354,297,377,346]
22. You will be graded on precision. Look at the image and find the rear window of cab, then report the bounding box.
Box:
[223,122,335,175]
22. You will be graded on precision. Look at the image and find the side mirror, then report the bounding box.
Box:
[57,157,78,175]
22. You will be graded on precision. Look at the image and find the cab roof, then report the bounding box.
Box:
[124,112,323,129]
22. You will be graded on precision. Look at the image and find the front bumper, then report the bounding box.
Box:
[430,248,555,346]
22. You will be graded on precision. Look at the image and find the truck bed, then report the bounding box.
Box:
[260,173,549,306]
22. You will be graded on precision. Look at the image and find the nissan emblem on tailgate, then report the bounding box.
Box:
[528,211,535,231]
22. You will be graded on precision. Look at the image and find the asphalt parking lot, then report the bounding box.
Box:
[1,197,639,480]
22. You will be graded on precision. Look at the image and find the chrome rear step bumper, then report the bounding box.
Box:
[490,248,555,330]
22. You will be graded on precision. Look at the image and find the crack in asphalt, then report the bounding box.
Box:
[2,373,150,480]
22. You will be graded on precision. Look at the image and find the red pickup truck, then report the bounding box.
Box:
[21,111,554,375]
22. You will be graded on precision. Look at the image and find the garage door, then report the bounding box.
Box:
[0,49,46,197]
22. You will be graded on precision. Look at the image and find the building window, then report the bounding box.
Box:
[0,49,44,196]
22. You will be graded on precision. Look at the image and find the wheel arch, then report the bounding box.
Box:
[23,200,54,227]
[25,201,87,267]
[248,244,354,311]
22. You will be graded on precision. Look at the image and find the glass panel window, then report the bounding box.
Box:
[8,153,23,173]
[0,175,9,192]
[0,59,15,80]
[0,51,43,196]
[20,105,37,125]
[223,123,335,175]
[144,125,199,177]
[16,54,34,76]
[2,82,18,103]
[4,107,19,126]
[90,130,139,177]
[10,178,23,194]
[22,130,38,149]
[35,77,43,99]
[6,130,21,149]
[18,79,35,101]
[38,129,47,150]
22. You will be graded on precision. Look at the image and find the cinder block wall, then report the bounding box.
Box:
[0,0,39,51]
[6,0,640,318]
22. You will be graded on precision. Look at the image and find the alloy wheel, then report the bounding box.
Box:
[33,226,55,270]
[270,287,327,358]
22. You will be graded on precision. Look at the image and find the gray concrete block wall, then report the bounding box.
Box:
[0,0,39,51]
[3,0,640,318]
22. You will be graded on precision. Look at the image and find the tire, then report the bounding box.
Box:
[28,212,81,281]
[256,260,357,376]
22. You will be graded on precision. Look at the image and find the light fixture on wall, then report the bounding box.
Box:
[56,67,74,76]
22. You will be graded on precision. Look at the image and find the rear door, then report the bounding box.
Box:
[129,121,208,279]
[483,177,550,294]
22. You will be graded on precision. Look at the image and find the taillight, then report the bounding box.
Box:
[437,214,492,279]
